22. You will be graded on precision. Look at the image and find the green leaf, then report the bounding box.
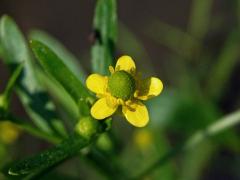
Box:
[169,96,219,138]
[35,69,79,121]
[0,63,24,116]
[179,141,214,180]
[29,30,86,82]
[188,0,213,40]
[0,15,66,136]
[145,20,201,60]
[206,30,240,100]
[3,63,24,102]
[134,109,240,179]
[124,129,176,179]
[9,133,89,177]
[30,40,92,103]
[0,143,6,167]
[91,0,117,75]
[29,31,80,120]
[8,116,111,179]
[0,41,4,59]
[1,114,61,144]
[237,0,240,26]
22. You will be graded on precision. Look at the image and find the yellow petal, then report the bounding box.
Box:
[115,55,136,74]
[136,77,163,100]
[91,97,118,119]
[122,101,149,127]
[86,74,108,94]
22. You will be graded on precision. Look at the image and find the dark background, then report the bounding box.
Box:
[0,0,236,88]
[1,0,240,179]
[1,0,239,120]
[0,0,194,117]
[0,0,192,82]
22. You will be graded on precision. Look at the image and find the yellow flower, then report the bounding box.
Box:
[0,121,20,144]
[86,55,163,127]
[133,129,153,150]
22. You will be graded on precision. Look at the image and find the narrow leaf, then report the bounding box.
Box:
[145,20,201,60]
[8,117,111,179]
[30,40,91,103]
[179,141,214,180]
[35,69,79,121]
[188,0,213,39]
[0,63,24,115]
[206,31,240,100]
[0,15,66,136]
[9,134,89,176]
[91,0,117,75]
[0,41,4,59]
[1,114,61,144]
[3,63,24,101]
[29,30,86,82]
[134,109,240,179]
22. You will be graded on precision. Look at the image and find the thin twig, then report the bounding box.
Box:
[3,114,61,144]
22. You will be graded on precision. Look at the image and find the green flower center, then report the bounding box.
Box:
[108,70,136,100]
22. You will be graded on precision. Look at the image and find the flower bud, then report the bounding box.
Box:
[75,117,99,139]
[0,121,20,144]
[96,133,113,152]
[0,95,7,119]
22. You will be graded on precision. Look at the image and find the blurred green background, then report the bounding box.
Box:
[0,0,240,179]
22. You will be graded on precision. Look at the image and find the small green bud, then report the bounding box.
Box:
[96,133,113,152]
[0,95,8,119]
[75,117,98,139]
[108,70,136,100]
[0,95,6,108]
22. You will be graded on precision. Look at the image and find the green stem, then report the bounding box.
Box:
[4,113,124,179]
[4,63,24,102]
[134,109,240,179]
[0,63,24,112]
[9,133,88,177]
[4,114,61,144]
